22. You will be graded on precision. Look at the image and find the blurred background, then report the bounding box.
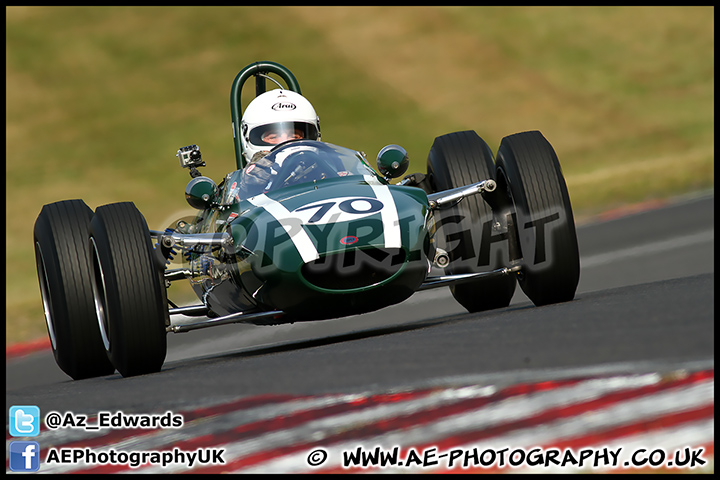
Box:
[6,6,714,345]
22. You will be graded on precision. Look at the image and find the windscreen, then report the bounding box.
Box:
[226,141,380,203]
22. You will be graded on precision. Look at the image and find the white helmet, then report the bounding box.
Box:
[240,89,321,162]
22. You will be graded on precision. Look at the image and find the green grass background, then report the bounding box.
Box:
[6,6,714,345]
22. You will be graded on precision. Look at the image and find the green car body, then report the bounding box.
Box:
[184,140,432,321]
[33,60,579,379]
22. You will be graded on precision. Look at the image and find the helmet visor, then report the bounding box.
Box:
[249,122,319,147]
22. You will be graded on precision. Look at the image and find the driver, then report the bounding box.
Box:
[259,124,305,146]
[239,89,321,194]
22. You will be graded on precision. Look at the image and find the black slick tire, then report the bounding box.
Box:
[494,130,580,306]
[89,202,168,377]
[33,199,116,380]
[427,130,517,312]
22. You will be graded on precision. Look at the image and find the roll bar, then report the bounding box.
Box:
[230,61,302,169]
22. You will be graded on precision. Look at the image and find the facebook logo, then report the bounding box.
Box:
[9,405,40,437]
[9,441,41,472]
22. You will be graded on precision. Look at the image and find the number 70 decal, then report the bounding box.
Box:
[293,197,384,224]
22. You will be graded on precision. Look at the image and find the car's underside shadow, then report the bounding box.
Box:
[160,312,481,372]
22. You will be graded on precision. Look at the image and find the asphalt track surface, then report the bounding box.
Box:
[7,191,713,414]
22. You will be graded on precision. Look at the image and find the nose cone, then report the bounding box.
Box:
[228,179,431,318]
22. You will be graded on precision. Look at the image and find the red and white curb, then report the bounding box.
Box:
[5,338,51,360]
[7,368,713,474]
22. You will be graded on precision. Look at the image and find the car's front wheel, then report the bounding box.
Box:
[33,199,116,380]
[89,202,168,377]
[427,130,517,312]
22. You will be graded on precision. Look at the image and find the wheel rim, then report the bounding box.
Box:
[35,242,57,350]
[89,237,111,351]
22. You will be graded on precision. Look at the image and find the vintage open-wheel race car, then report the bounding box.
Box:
[34,61,580,379]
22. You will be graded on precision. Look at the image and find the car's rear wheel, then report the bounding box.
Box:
[33,200,116,380]
[89,202,168,377]
[427,130,517,312]
[494,130,580,306]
